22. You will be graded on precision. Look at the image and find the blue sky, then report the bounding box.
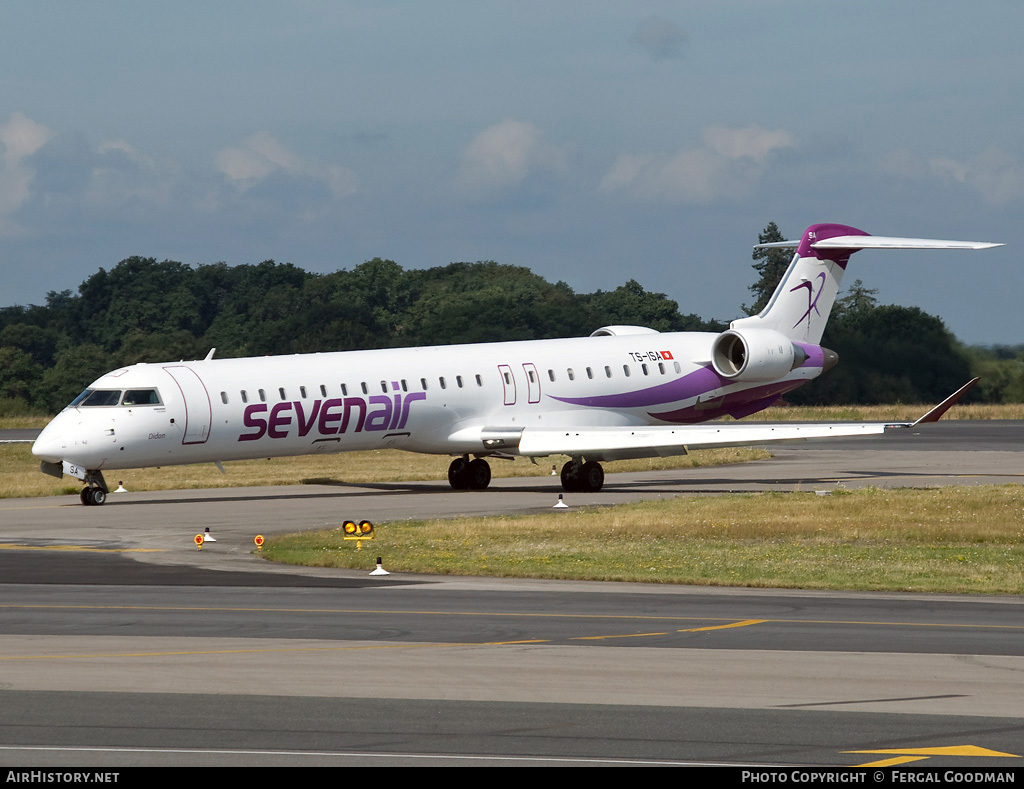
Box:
[1,1,1019,344]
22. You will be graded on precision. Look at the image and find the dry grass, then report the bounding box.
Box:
[263,486,1024,594]
[748,402,1024,421]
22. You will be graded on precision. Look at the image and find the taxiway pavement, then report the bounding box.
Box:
[1,422,1023,767]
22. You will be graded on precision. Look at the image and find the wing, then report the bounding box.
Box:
[511,378,978,462]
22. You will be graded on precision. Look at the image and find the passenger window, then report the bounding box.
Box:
[642,364,649,375]
[475,374,482,386]
[548,369,556,382]
[586,367,593,379]
[380,381,388,393]
[300,386,308,399]
[421,378,428,390]
[673,361,681,374]
[567,368,575,381]
[623,365,631,377]
[341,384,349,396]
[220,392,228,405]
[320,385,327,397]
[279,387,287,400]
[259,389,266,402]
[439,377,447,389]
[361,382,368,395]
[605,366,612,378]
[456,375,464,388]
[241,390,248,404]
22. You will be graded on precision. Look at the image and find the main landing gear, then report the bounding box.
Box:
[560,459,604,492]
[446,455,605,493]
[79,471,109,506]
[448,456,492,490]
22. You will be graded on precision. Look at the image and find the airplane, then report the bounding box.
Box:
[30,222,1001,505]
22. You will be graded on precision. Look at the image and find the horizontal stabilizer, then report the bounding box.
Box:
[813,236,1003,251]
[754,236,1003,251]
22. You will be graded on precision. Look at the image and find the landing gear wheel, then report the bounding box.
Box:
[80,486,107,506]
[561,460,604,493]
[579,461,604,492]
[560,461,581,492]
[448,457,492,490]
[448,457,470,489]
[466,458,491,490]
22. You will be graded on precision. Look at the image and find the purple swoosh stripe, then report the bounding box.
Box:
[551,365,728,409]
[648,380,804,424]
[550,344,825,410]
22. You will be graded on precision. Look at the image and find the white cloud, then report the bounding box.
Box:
[631,16,688,62]
[600,125,796,204]
[456,119,570,197]
[0,112,55,232]
[929,148,1023,206]
[216,132,357,199]
[880,147,1024,206]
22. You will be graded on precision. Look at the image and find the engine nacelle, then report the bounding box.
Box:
[589,325,660,337]
[711,328,808,382]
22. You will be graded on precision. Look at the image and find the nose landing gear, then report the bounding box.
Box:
[79,471,109,506]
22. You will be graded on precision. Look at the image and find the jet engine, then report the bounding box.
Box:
[589,325,660,337]
[711,328,809,382]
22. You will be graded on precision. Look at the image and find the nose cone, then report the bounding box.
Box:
[32,419,67,464]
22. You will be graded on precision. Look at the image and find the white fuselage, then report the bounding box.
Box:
[32,331,826,473]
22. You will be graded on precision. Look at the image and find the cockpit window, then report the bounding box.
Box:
[79,390,122,407]
[122,389,161,406]
[69,389,92,407]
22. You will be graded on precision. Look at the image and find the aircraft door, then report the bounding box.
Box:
[162,365,212,445]
[498,364,516,405]
[522,363,541,404]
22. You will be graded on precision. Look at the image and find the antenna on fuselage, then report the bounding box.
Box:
[204,348,216,361]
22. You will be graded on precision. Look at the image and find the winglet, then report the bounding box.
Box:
[909,378,979,426]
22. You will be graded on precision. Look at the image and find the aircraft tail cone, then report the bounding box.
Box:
[369,557,390,576]
[553,494,569,509]
[203,527,216,543]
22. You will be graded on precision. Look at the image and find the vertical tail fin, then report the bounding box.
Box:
[732,223,866,345]
[731,223,1002,345]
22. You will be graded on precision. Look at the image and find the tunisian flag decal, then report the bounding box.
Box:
[662,350,674,360]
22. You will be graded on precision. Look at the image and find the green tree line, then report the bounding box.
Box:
[0,228,1016,414]
[0,257,721,413]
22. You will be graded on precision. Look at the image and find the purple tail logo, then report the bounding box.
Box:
[790,272,827,328]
